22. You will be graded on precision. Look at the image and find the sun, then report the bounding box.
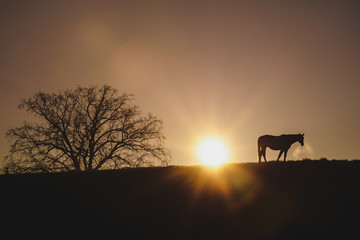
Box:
[197,138,229,167]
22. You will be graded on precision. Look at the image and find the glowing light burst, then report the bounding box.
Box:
[197,138,229,167]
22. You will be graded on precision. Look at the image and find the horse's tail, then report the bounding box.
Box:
[257,140,261,163]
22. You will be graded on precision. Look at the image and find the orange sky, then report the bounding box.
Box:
[1,0,360,165]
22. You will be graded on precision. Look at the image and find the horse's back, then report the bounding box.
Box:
[258,134,276,140]
[259,134,289,140]
[258,134,285,150]
[258,135,277,144]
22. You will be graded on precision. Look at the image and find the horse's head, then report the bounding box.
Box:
[298,133,304,146]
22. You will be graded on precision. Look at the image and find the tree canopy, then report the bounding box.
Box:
[4,85,170,173]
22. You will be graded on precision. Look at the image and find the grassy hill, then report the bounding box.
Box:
[1,160,360,239]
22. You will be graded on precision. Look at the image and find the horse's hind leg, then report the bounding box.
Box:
[262,147,267,162]
[276,151,283,161]
[258,145,262,163]
[283,150,288,161]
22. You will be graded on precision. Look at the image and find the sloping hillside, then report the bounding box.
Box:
[1,161,360,239]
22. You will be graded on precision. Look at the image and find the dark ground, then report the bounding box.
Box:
[1,160,360,239]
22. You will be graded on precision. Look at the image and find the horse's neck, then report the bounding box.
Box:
[286,135,299,144]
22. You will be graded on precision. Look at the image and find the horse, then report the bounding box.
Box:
[258,133,304,162]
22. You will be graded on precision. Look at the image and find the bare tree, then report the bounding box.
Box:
[3,85,170,173]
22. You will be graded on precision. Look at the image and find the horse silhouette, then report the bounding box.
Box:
[258,133,304,162]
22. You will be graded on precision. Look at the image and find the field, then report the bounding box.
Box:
[1,160,360,239]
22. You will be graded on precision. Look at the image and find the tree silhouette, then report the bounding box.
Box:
[4,85,170,173]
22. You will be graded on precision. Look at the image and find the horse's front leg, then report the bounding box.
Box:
[276,151,283,161]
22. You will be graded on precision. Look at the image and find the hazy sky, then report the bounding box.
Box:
[1,0,360,165]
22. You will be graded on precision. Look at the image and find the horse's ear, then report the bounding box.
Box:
[302,133,305,136]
